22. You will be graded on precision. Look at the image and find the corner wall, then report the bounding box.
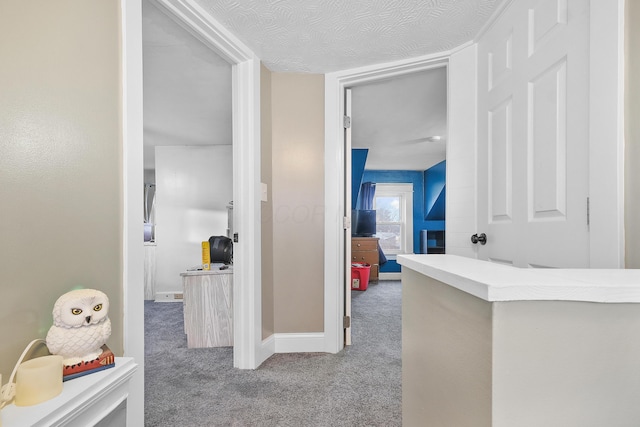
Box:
[261,64,275,339]
[271,73,325,333]
[402,269,492,426]
[0,0,122,378]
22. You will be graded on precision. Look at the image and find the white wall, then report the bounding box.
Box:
[446,44,478,259]
[155,145,233,297]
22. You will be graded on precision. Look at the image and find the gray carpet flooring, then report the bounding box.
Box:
[144,280,401,427]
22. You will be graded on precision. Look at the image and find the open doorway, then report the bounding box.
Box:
[345,67,447,342]
[130,0,265,372]
[123,0,263,422]
[142,0,233,302]
[141,0,235,365]
[323,56,449,354]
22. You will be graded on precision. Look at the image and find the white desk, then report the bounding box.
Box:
[181,267,233,348]
[1,357,136,427]
[398,255,640,427]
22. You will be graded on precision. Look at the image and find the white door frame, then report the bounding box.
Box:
[122,1,145,425]
[324,52,451,353]
[122,2,265,422]
[587,0,626,268]
[147,0,265,367]
[344,88,352,346]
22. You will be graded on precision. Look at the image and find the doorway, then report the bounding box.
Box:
[324,55,450,354]
[138,0,265,369]
[142,0,233,304]
[123,7,264,424]
[345,67,447,343]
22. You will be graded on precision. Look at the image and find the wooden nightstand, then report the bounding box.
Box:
[351,237,379,281]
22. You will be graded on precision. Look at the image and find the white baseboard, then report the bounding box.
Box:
[274,332,326,353]
[257,334,276,366]
[379,272,402,280]
[253,333,324,366]
[154,292,184,302]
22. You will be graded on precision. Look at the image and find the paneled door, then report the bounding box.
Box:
[477,0,590,267]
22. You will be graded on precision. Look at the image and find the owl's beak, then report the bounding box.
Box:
[85,316,92,324]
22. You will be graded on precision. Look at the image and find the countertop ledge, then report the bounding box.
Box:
[397,254,640,303]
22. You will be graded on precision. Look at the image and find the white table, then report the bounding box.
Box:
[181,267,233,348]
[1,357,136,427]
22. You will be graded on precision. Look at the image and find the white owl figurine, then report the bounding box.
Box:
[46,289,111,366]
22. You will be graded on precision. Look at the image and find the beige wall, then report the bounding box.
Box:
[625,1,640,268]
[271,73,325,333]
[0,0,123,379]
[403,267,640,426]
[402,269,492,427]
[261,63,275,339]
[493,300,640,426]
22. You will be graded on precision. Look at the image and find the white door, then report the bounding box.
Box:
[476,0,590,267]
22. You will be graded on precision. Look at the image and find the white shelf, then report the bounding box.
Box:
[1,357,137,427]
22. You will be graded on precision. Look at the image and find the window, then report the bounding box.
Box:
[373,183,413,257]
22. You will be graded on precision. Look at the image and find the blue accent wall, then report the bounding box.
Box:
[424,160,446,220]
[362,162,446,273]
[351,149,368,210]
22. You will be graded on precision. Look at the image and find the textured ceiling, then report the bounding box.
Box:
[142,0,503,172]
[194,0,503,72]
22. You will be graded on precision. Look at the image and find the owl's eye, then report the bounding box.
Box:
[71,308,83,315]
[93,304,103,312]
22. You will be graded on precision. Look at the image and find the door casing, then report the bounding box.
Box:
[324,53,451,353]
[123,7,267,427]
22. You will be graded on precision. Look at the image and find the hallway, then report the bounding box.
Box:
[144,280,402,426]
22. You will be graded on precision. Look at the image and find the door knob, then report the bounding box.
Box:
[471,233,487,245]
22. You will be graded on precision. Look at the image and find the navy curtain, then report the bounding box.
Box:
[357,182,376,210]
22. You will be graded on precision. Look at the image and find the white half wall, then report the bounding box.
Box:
[155,145,233,295]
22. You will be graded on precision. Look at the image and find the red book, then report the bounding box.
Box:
[62,345,115,381]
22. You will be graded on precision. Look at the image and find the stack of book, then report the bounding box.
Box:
[62,345,115,381]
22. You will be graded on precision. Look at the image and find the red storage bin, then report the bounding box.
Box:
[351,263,371,291]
